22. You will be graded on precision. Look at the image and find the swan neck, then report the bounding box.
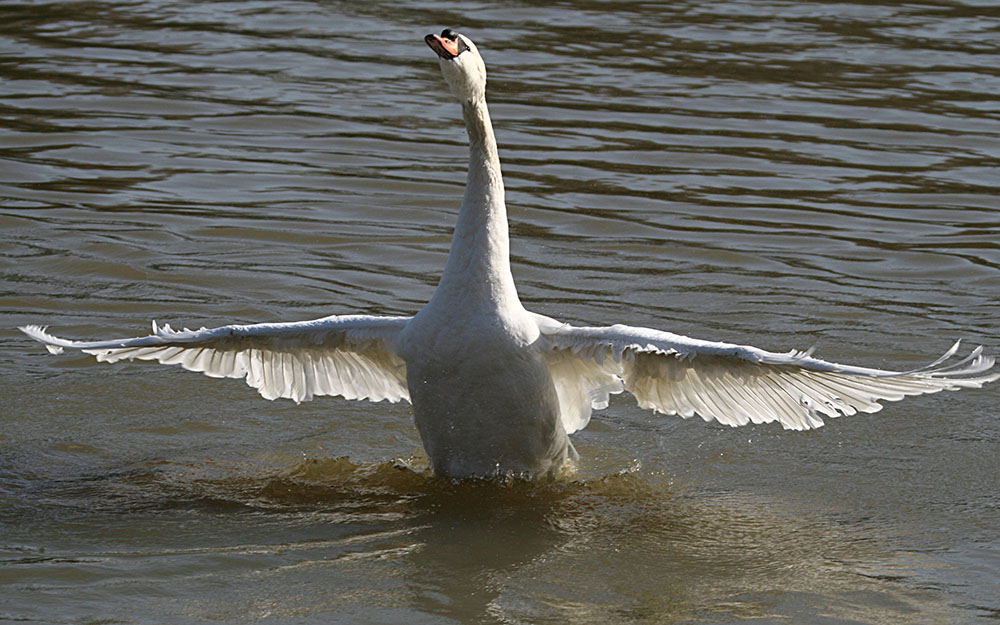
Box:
[433,97,520,312]
[463,99,500,173]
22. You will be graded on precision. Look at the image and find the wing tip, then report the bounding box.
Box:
[19,325,66,354]
[918,342,999,384]
[19,323,47,338]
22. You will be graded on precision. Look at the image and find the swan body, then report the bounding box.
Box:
[20,30,999,480]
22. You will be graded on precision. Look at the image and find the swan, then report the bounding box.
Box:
[20,29,999,480]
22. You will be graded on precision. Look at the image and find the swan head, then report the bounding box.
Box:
[425,29,486,103]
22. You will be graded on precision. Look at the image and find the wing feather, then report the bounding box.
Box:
[20,314,411,404]
[538,319,998,431]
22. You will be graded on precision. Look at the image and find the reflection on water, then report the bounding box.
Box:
[2,0,999,622]
[0,455,960,623]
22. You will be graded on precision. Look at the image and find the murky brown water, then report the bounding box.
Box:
[2,0,999,623]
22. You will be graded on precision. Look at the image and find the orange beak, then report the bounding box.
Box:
[425,33,460,59]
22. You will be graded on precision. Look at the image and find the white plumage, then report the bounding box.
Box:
[20,30,999,479]
[536,318,996,431]
[21,317,410,404]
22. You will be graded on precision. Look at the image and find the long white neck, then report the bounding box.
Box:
[432,97,521,312]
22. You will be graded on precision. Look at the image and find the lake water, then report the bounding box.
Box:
[2,0,999,623]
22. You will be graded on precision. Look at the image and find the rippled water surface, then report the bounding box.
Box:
[2,1,999,623]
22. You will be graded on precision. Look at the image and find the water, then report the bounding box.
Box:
[2,0,998,622]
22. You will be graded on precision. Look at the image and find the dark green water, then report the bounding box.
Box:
[2,1,998,623]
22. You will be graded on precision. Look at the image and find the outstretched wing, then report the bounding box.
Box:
[535,316,998,431]
[20,315,412,404]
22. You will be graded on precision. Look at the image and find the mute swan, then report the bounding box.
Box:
[20,30,999,480]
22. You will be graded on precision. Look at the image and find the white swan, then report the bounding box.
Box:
[20,30,998,480]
